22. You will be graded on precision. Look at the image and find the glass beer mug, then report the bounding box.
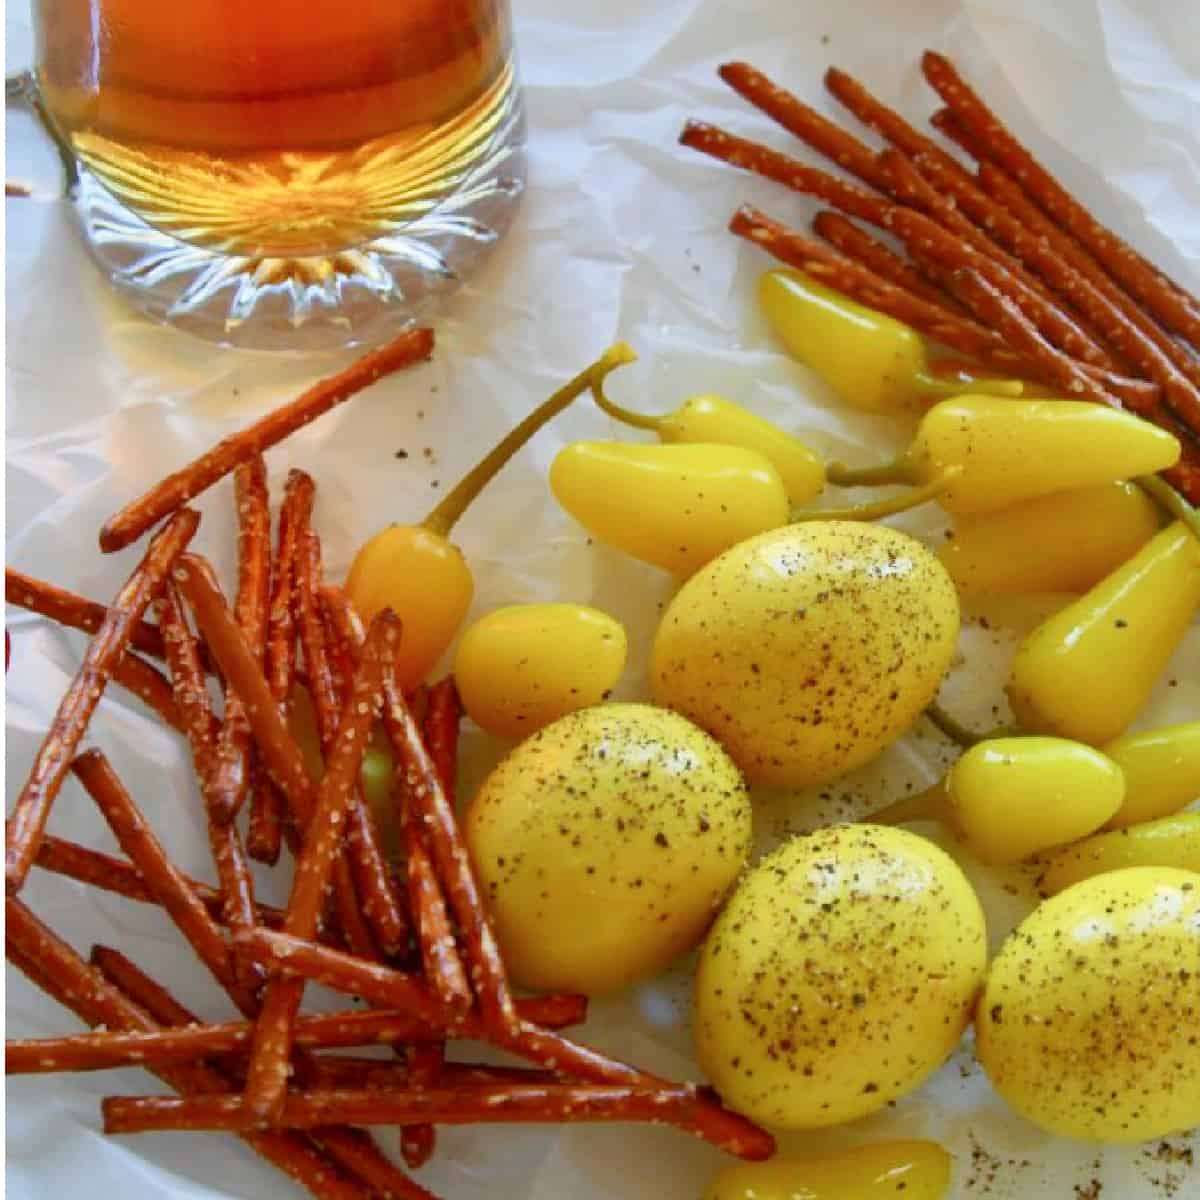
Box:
[31,0,526,347]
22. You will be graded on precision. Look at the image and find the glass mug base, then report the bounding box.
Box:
[65,84,526,350]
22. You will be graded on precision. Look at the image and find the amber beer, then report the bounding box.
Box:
[35,0,516,258]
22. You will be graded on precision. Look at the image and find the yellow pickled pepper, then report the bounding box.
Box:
[589,383,825,505]
[706,1140,952,1200]
[347,343,636,690]
[1104,721,1200,827]
[1008,522,1200,745]
[549,441,789,575]
[1037,812,1200,895]
[758,268,1024,412]
[939,482,1163,597]
[829,397,1181,517]
[872,736,1125,865]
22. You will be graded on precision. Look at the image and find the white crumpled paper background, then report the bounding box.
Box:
[6,0,1199,1195]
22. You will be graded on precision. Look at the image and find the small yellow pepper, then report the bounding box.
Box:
[759,268,1024,412]
[939,482,1162,597]
[588,383,825,506]
[828,397,1181,517]
[346,344,636,690]
[1037,812,1200,895]
[706,1141,952,1200]
[873,736,1124,865]
[453,603,627,740]
[1008,522,1200,745]
[549,441,789,575]
[1103,721,1200,828]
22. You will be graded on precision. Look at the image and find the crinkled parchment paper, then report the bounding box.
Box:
[5,0,1198,1195]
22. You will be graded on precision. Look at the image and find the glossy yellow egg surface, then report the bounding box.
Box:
[464,703,751,994]
[694,825,987,1129]
[651,522,959,789]
[977,867,1200,1143]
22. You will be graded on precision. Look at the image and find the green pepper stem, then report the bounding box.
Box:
[913,369,1025,400]
[791,468,959,523]
[825,457,922,488]
[924,702,985,748]
[1136,474,1200,546]
[589,377,663,433]
[421,342,638,538]
[869,782,947,826]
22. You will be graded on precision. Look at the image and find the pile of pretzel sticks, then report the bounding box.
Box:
[681,51,1200,504]
[5,327,773,1199]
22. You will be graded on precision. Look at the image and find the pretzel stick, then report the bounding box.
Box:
[244,612,399,1123]
[683,118,1114,368]
[71,749,259,1017]
[319,586,366,669]
[729,203,1166,414]
[33,834,286,928]
[6,568,167,659]
[159,585,261,970]
[299,531,409,959]
[718,60,890,188]
[99,329,435,554]
[102,1084,748,1139]
[881,146,1200,429]
[383,672,520,1041]
[812,210,957,306]
[307,1058,555,1091]
[233,925,776,1160]
[7,508,200,895]
[207,457,272,826]
[952,269,1200,500]
[91,943,434,1200]
[920,51,1200,347]
[5,898,369,1200]
[6,991,590,1076]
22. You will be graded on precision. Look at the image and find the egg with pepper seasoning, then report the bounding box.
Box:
[694,824,987,1128]
[464,702,752,995]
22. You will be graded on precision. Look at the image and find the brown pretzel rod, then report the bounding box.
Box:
[98,328,435,554]
[6,989,590,1076]
[300,532,409,959]
[5,898,369,1200]
[159,584,261,967]
[207,457,273,826]
[681,119,889,223]
[384,673,521,1041]
[730,203,1165,411]
[952,268,1200,501]
[811,210,958,307]
[244,612,399,1123]
[7,508,200,895]
[875,148,1120,370]
[6,568,167,659]
[102,1083,746,1138]
[882,144,1200,430]
[308,1058,556,1091]
[717,60,890,189]
[920,51,1200,346]
[249,471,316,864]
[319,586,366,669]
[91,943,433,1200]
[70,749,260,1017]
[974,158,1200,394]
[400,1043,440,1169]
[35,833,286,928]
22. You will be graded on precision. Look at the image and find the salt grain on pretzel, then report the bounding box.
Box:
[7,507,200,895]
[920,51,1200,348]
[6,898,367,1200]
[243,611,399,1123]
[99,328,435,554]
